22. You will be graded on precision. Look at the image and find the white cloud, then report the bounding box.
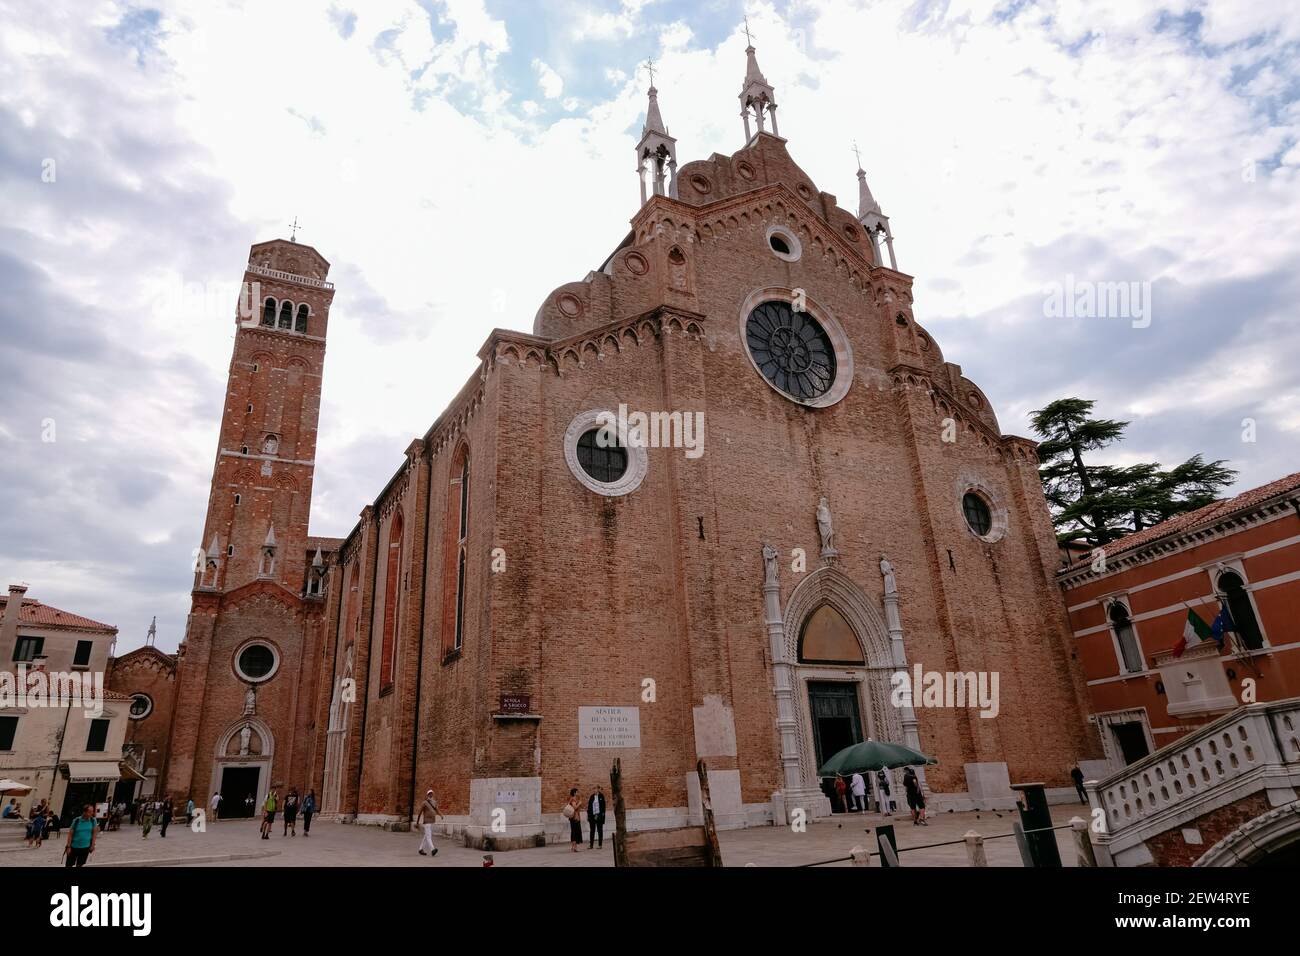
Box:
[533,57,564,99]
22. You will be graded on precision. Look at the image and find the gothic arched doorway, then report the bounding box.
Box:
[782,567,904,812]
[210,717,274,820]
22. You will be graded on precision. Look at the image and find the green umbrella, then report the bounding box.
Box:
[817,740,937,776]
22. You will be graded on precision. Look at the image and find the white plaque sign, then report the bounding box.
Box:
[578,706,641,749]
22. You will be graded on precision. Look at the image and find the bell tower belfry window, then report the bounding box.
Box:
[738,21,779,142]
[634,59,677,205]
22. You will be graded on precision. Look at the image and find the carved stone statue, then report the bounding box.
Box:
[262,435,279,455]
[816,496,838,558]
[243,685,256,716]
[238,724,252,756]
[762,544,779,587]
[880,557,897,595]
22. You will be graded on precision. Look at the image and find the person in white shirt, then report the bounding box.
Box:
[209,792,222,823]
[849,772,867,812]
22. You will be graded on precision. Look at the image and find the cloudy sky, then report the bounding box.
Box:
[2,0,1297,654]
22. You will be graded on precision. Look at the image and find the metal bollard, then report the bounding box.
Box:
[964,829,987,867]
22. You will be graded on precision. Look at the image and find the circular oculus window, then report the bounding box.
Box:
[745,301,836,402]
[739,290,854,408]
[234,641,279,683]
[563,410,649,497]
[128,694,152,720]
[766,225,802,262]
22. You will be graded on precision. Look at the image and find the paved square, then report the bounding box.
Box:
[1,804,1089,868]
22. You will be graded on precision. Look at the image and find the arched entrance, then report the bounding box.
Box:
[761,562,926,821]
[210,717,274,819]
[784,568,902,791]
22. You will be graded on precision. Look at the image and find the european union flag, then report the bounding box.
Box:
[1211,604,1237,649]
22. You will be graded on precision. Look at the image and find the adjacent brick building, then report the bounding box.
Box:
[1060,471,1300,770]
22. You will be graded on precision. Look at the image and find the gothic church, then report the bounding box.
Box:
[156,42,1099,842]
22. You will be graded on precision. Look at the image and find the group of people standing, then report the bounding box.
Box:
[205,788,317,838]
[829,767,928,825]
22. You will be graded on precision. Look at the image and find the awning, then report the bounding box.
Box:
[118,762,146,782]
[63,761,122,783]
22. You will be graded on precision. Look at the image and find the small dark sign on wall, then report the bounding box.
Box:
[499,694,531,714]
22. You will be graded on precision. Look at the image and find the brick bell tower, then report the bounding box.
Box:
[163,238,335,800]
[193,239,334,593]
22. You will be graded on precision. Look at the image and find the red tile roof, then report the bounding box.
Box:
[1065,471,1300,570]
[0,596,115,632]
[305,536,344,553]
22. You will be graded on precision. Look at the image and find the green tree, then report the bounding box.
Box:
[1030,398,1236,547]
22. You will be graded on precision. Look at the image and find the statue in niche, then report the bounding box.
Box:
[817,497,838,558]
[243,685,256,716]
[262,435,279,455]
[762,544,779,587]
[880,557,897,595]
[239,724,252,756]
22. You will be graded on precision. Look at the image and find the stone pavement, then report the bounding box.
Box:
[0,803,1090,868]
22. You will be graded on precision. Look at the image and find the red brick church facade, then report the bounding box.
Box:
[158,45,1100,840]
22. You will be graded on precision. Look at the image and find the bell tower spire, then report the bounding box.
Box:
[739,17,779,143]
[635,58,677,205]
[855,143,897,270]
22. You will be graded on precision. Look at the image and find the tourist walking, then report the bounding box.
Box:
[903,766,927,826]
[159,798,173,837]
[415,789,441,857]
[1070,766,1087,804]
[850,772,867,812]
[185,796,195,826]
[564,788,583,852]
[834,773,848,813]
[301,790,316,837]
[140,802,154,838]
[283,789,299,836]
[64,804,97,867]
[586,785,607,849]
[209,791,222,823]
[244,793,255,817]
[260,789,278,840]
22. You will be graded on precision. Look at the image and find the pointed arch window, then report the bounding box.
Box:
[442,446,470,659]
[278,301,294,329]
[1216,571,1265,650]
[1109,600,1144,674]
[379,509,403,691]
[295,304,309,333]
[798,605,865,665]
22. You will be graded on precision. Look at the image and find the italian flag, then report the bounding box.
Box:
[1173,609,1213,657]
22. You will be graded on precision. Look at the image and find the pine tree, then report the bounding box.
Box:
[1030,398,1236,547]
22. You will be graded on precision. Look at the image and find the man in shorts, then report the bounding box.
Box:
[260,789,278,840]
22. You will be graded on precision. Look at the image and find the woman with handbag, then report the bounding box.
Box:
[563,788,583,852]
